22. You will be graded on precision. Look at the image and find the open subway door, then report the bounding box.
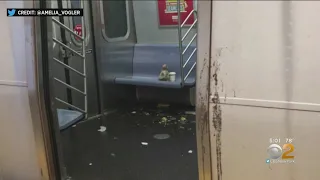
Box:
[205,1,320,179]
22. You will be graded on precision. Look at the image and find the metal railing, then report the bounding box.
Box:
[51,0,87,117]
[177,0,198,87]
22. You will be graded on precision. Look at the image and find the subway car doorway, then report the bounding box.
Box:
[35,0,212,179]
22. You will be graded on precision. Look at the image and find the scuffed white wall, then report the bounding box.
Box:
[0,2,26,83]
[0,1,41,180]
[210,1,320,180]
[213,1,320,104]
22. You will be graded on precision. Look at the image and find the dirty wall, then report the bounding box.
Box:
[209,1,320,180]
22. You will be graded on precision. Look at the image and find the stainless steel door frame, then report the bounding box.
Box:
[29,0,70,179]
[195,1,213,180]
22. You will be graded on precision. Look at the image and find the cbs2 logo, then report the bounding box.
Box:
[267,144,295,159]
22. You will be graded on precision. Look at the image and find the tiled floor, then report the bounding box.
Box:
[61,104,198,180]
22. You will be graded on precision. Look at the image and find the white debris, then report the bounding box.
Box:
[72,125,76,127]
[89,163,92,166]
[97,126,106,132]
[185,111,196,115]
[188,150,193,154]
[111,153,116,157]
[131,111,136,114]
[153,134,170,140]
[141,142,148,146]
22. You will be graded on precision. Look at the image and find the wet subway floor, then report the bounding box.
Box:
[61,104,199,180]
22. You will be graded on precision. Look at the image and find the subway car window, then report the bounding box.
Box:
[70,0,81,27]
[102,0,128,39]
[69,0,86,44]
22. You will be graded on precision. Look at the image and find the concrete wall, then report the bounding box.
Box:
[132,0,197,44]
[209,1,320,180]
[0,1,41,180]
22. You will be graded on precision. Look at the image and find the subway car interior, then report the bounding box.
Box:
[45,0,199,179]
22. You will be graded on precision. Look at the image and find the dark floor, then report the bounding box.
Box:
[61,103,198,180]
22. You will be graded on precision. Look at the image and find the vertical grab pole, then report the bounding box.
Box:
[80,0,87,118]
[177,0,184,87]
